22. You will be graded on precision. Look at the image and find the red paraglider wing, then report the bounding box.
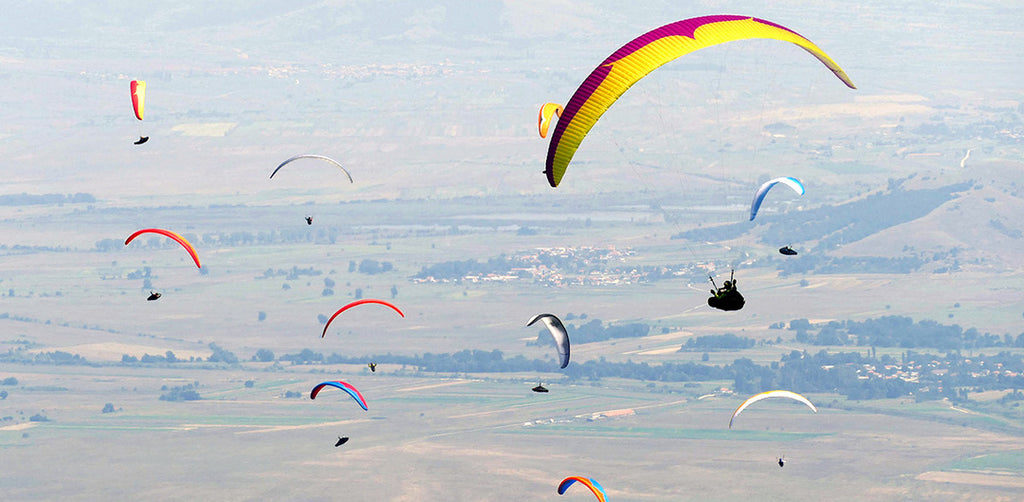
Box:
[322,299,405,338]
[124,228,202,269]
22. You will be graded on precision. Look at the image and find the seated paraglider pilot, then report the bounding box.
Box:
[778,457,785,467]
[707,270,744,311]
[367,363,377,373]
[305,216,313,225]
[147,291,162,301]
[335,436,349,447]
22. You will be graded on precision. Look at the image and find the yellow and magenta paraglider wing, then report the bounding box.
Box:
[131,80,146,121]
[545,15,856,187]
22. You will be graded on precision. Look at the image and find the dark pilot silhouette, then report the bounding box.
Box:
[532,383,549,393]
[707,270,744,311]
[367,363,377,373]
[147,291,162,301]
[778,457,785,467]
[779,246,798,256]
[134,136,149,145]
[305,216,313,225]
[335,436,349,447]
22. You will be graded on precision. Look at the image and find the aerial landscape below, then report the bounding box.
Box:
[1,1,1023,500]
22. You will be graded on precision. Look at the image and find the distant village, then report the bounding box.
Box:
[412,245,703,286]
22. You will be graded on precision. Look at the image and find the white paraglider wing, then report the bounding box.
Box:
[270,154,353,183]
[730,390,817,428]
[527,313,570,369]
[749,177,805,221]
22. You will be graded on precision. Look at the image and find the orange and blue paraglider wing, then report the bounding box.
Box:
[545,15,856,187]
[124,228,201,269]
[321,299,405,338]
[310,381,368,411]
[130,80,146,121]
[557,476,607,501]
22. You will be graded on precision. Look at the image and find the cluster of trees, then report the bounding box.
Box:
[0,193,95,206]
[253,349,275,362]
[276,346,1024,404]
[206,343,238,364]
[0,350,89,365]
[680,334,755,351]
[786,316,1019,350]
[350,259,394,275]
[119,344,237,365]
[121,351,182,363]
[159,382,201,401]
[259,266,323,280]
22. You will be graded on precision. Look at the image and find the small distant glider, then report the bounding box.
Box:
[147,291,162,301]
[134,136,149,145]
[779,246,798,256]
[335,436,349,447]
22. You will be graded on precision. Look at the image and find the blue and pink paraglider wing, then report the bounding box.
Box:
[310,381,368,411]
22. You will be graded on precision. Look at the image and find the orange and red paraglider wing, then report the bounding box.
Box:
[321,299,405,338]
[124,228,201,269]
[130,80,146,121]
